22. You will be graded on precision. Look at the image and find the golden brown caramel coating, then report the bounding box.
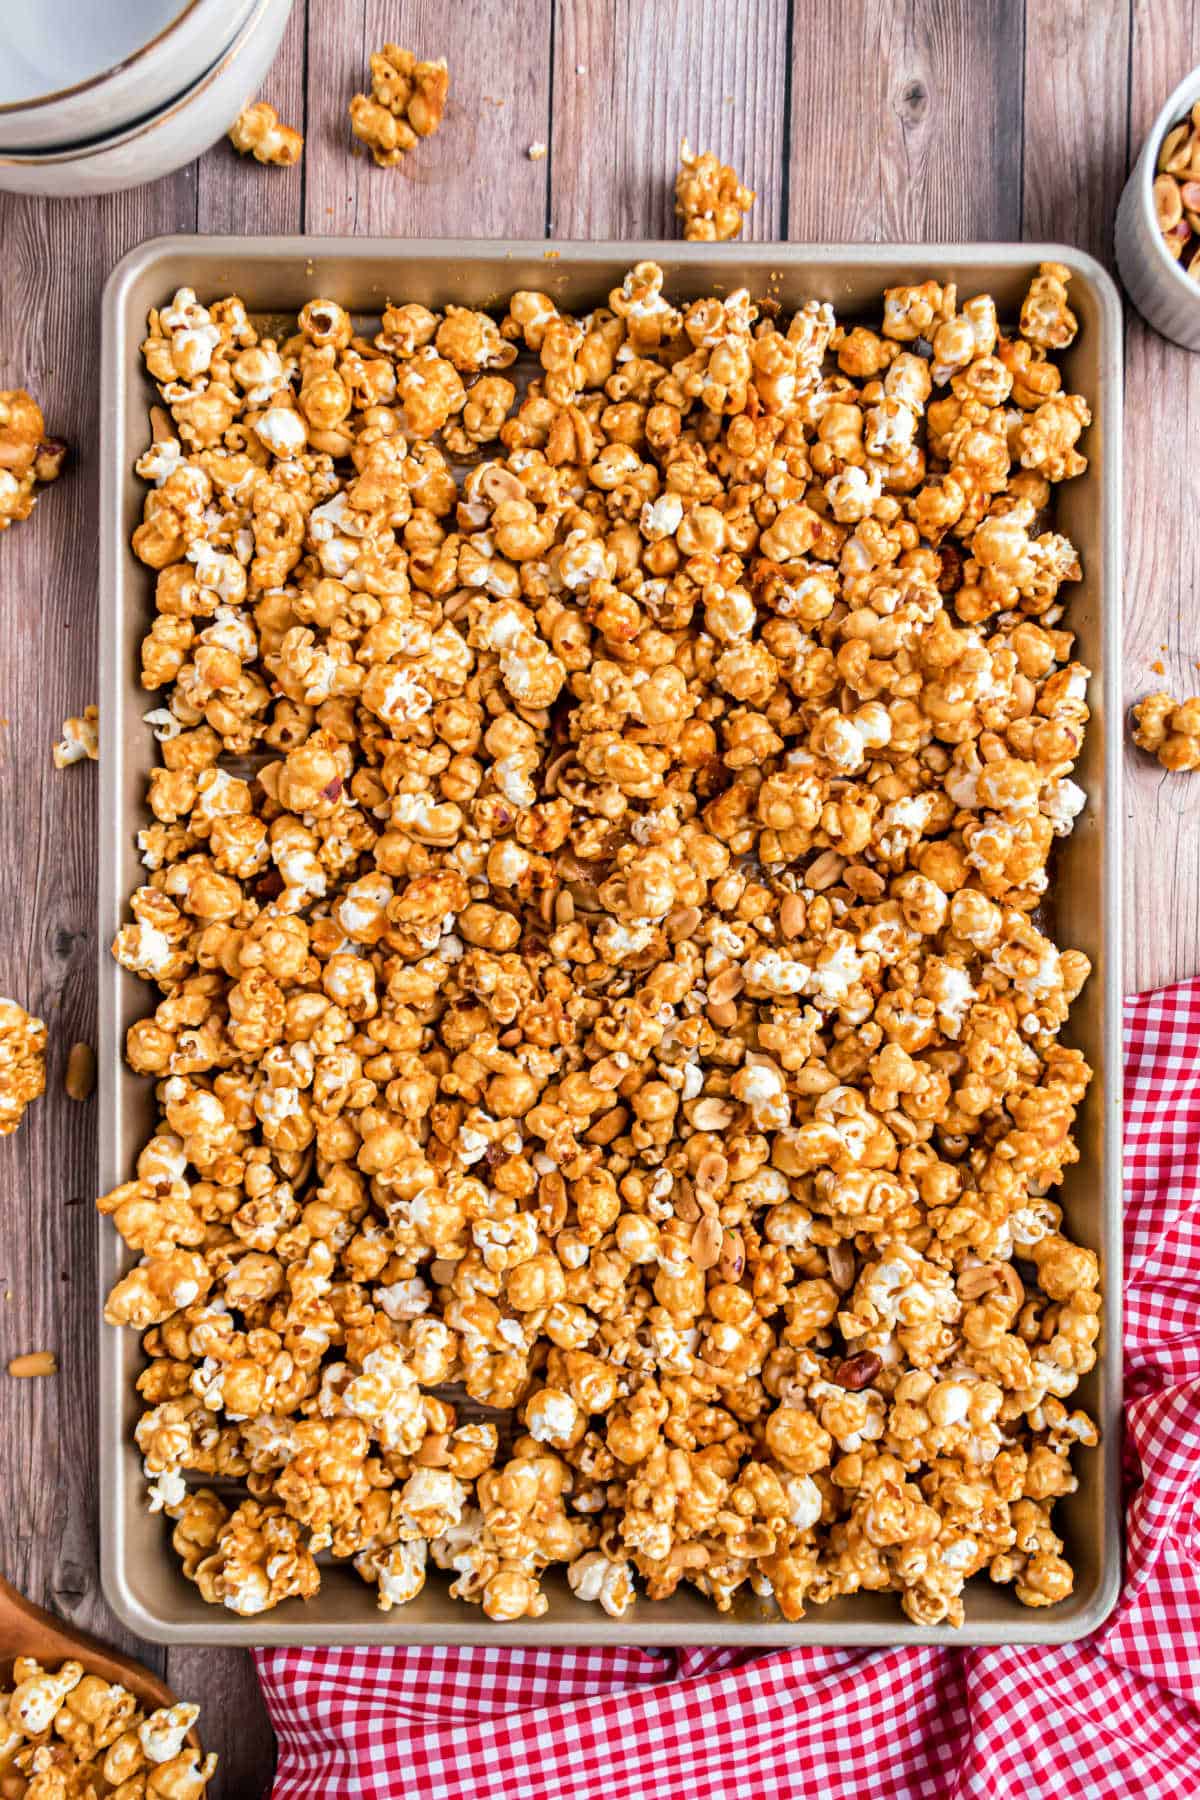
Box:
[104,262,1099,1627]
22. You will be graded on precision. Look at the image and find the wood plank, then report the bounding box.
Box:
[304,0,552,237]
[197,0,309,234]
[550,0,788,239]
[0,9,1184,1797]
[786,0,1025,242]
[1022,0,1131,262]
[167,1647,276,1799]
[1123,0,1200,991]
[0,151,282,1793]
[0,177,197,1677]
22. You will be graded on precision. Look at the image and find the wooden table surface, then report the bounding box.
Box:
[1,1,1197,1791]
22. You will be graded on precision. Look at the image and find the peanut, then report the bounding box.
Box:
[65,1040,96,1101]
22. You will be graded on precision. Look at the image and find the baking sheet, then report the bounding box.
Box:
[98,238,1123,1645]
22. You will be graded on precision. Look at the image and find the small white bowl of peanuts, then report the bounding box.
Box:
[1116,63,1200,350]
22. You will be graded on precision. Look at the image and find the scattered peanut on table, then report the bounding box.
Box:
[6,1350,57,1378]
[65,1040,97,1102]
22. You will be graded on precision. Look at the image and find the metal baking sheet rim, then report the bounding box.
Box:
[98,238,1124,1647]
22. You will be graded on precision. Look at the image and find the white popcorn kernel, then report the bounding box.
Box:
[784,1474,823,1530]
[142,706,181,741]
[640,492,684,539]
[376,1276,432,1319]
[568,1551,635,1618]
[1043,776,1087,835]
[146,1464,187,1514]
[223,1571,271,1616]
[362,1539,428,1610]
[13,1664,84,1735]
[254,406,308,458]
[526,1387,579,1445]
[139,1703,199,1765]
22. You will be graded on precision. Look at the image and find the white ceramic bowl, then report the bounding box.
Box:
[0,0,261,153]
[1115,63,1200,351]
[0,0,293,196]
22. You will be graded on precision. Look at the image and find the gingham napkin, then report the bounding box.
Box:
[256,979,1200,1800]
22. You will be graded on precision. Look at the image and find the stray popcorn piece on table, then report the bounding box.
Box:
[0,389,67,533]
[349,44,449,167]
[1,1657,216,1795]
[675,137,755,240]
[228,100,304,167]
[1132,691,1200,770]
[107,254,1100,1629]
[53,703,99,767]
[0,997,45,1137]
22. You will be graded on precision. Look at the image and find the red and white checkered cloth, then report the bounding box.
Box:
[256,978,1200,1800]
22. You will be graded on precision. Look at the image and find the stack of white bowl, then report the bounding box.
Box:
[0,0,295,197]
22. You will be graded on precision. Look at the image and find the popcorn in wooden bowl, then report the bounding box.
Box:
[0,1658,216,1797]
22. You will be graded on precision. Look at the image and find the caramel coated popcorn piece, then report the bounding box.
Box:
[675,138,755,240]
[53,704,99,768]
[1018,261,1078,351]
[106,260,1099,1628]
[0,997,45,1136]
[350,44,449,167]
[1132,690,1200,771]
[1,1657,216,1795]
[0,389,66,533]
[193,1498,320,1615]
[228,100,304,167]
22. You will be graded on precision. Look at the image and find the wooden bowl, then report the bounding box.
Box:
[0,1573,200,1756]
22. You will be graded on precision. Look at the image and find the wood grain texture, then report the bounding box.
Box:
[550,0,788,239]
[0,147,276,1800]
[1124,0,1200,990]
[168,1645,277,1799]
[303,0,553,237]
[197,0,309,234]
[0,1573,181,1714]
[786,0,1026,242]
[0,176,195,1682]
[1022,0,1131,261]
[3,1,1198,1792]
